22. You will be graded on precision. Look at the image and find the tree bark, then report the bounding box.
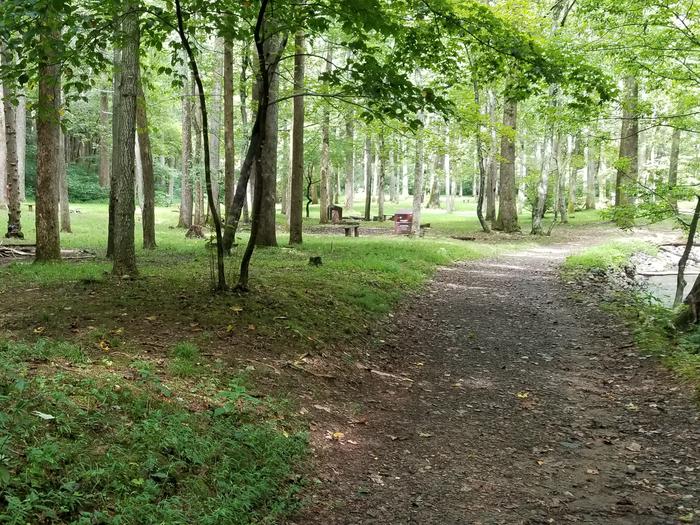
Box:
[16,95,25,202]
[674,196,700,307]
[615,76,639,218]
[223,38,236,221]
[136,69,156,249]
[494,98,519,232]
[585,136,599,210]
[0,98,6,207]
[377,134,386,220]
[236,2,288,289]
[318,44,333,224]
[99,92,110,187]
[472,82,490,233]
[427,153,441,209]
[410,129,424,235]
[111,2,139,276]
[289,31,305,245]
[532,133,553,235]
[668,127,681,213]
[192,87,204,227]
[35,39,61,260]
[364,136,373,221]
[107,46,120,257]
[255,34,281,247]
[485,91,497,222]
[2,48,22,238]
[175,0,227,289]
[344,115,354,211]
[59,127,71,233]
[208,39,223,215]
[567,134,583,215]
[178,70,193,229]
[554,132,567,223]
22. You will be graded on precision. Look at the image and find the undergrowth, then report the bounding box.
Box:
[564,245,700,396]
[0,339,306,524]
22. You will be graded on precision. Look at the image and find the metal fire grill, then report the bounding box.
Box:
[393,210,413,234]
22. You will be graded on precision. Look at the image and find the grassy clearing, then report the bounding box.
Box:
[0,339,306,525]
[562,239,657,274]
[563,245,700,396]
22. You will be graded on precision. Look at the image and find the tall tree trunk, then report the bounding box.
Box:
[175,0,227,289]
[0,98,6,207]
[668,127,681,213]
[178,70,193,228]
[112,2,139,276]
[391,144,400,204]
[585,136,598,210]
[236,4,288,289]
[35,36,61,259]
[410,129,424,235]
[554,132,567,223]
[2,49,22,238]
[471,78,490,233]
[494,98,519,232]
[192,88,204,227]
[344,115,354,210]
[99,92,110,187]
[59,128,71,233]
[318,44,332,224]
[289,31,305,245]
[427,153,441,208]
[135,133,144,208]
[256,35,281,247]
[107,46,121,257]
[532,134,553,235]
[675,196,700,307]
[223,39,236,221]
[208,38,223,215]
[401,142,409,199]
[445,136,454,213]
[615,75,639,221]
[363,136,373,221]
[16,95,26,202]
[485,91,497,222]
[240,44,251,224]
[568,134,583,215]
[377,134,386,220]
[136,69,156,249]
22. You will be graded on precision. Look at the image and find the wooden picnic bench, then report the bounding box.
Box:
[341,222,360,237]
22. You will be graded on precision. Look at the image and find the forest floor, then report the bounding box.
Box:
[289,235,700,525]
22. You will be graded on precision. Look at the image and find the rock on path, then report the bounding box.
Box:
[291,244,699,525]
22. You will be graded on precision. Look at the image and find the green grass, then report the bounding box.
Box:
[0,339,306,525]
[562,239,657,274]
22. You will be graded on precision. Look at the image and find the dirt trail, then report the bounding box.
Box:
[291,241,699,525]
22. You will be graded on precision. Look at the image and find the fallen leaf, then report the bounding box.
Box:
[313,404,332,413]
[516,391,530,399]
[586,468,600,475]
[418,432,433,438]
[33,326,45,334]
[98,339,111,352]
[230,306,244,314]
[32,411,55,420]
[331,431,344,441]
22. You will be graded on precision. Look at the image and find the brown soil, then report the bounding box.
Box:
[289,242,700,525]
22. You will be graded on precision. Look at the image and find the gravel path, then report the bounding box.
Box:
[291,242,699,525]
